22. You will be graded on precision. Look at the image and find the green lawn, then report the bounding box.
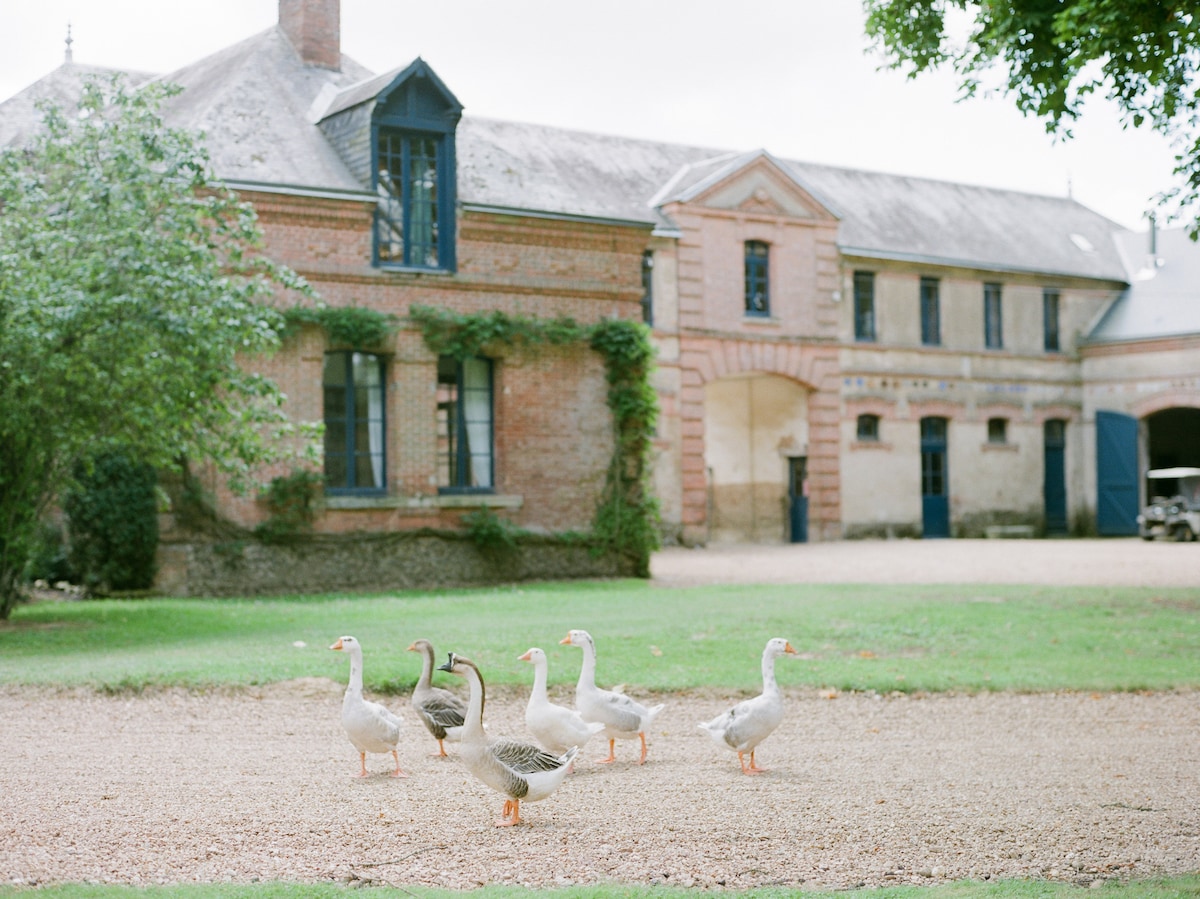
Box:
[2,580,1198,694]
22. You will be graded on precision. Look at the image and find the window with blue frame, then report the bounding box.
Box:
[641,250,654,326]
[987,417,1008,444]
[985,282,1004,349]
[857,413,880,442]
[368,59,460,271]
[1043,288,1061,352]
[436,355,494,492]
[375,130,442,268]
[920,276,940,346]
[853,270,875,341]
[744,241,770,316]
[323,351,387,494]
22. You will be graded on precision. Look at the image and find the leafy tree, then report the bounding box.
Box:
[0,76,314,618]
[863,0,1200,234]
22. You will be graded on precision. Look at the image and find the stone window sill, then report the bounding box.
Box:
[322,494,523,511]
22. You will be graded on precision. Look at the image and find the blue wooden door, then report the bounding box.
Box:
[787,457,808,544]
[921,417,950,538]
[1096,410,1139,535]
[1043,419,1068,535]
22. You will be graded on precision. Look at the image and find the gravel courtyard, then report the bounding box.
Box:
[2,539,1198,891]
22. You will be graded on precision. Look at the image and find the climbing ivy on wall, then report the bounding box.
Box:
[283,304,399,347]
[409,304,661,575]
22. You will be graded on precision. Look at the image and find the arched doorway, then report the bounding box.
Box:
[704,373,808,543]
[1146,408,1200,470]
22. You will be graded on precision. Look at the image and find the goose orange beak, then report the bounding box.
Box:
[406,642,417,652]
[329,638,344,651]
[784,642,797,654]
[518,650,533,662]
[559,633,572,645]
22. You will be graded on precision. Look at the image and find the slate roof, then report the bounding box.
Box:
[0,62,154,149]
[0,29,1132,283]
[1086,227,1200,343]
[789,162,1129,282]
[155,27,373,195]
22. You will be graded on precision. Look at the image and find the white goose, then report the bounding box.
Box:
[407,638,469,756]
[329,636,407,778]
[698,636,798,775]
[518,647,605,755]
[437,652,578,826]
[560,629,664,765]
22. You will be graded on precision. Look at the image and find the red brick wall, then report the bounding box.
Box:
[279,0,341,70]
[210,191,649,538]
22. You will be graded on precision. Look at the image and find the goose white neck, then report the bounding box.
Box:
[760,648,781,694]
[345,645,364,696]
[459,663,487,740]
[574,637,598,689]
[529,656,550,702]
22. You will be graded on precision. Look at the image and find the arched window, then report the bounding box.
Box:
[744,241,769,316]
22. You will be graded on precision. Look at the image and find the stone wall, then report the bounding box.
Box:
[155,534,634,597]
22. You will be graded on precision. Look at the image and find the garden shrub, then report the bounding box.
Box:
[254,468,325,542]
[23,520,77,585]
[64,450,159,592]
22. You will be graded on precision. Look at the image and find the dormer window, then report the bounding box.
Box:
[368,59,461,272]
[376,131,443,267]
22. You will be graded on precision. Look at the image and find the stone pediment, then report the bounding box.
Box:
[651,149,839,222]
[701,156,835,221]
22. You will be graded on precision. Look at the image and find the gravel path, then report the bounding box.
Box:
[2,681,1198,891]
[3,539,1199,891]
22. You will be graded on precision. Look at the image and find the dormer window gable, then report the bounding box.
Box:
[371,59,462,272]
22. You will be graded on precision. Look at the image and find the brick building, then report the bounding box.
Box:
[4,0,1199,594]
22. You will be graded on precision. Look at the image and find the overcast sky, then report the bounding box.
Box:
[0,0,1182,232]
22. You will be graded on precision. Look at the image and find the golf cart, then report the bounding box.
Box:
[1137,467,1200,542]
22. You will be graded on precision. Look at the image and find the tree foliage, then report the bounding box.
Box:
[863,0,1200,234]
[0,76,313,617]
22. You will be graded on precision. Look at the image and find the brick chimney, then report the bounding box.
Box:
[279,0,340,70]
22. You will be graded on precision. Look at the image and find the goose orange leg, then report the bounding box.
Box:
[596,738,618,764]
[638,732,649,765]
[740,749,767,775]
[390,751,408,778]
[353,752,369,778]
[432,739,449,757]
[497,799,521,826]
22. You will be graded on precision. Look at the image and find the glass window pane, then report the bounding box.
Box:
[354,453,379,489]
[325,421,346,453]
[323,386,346,419]
[325,454,347,488]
